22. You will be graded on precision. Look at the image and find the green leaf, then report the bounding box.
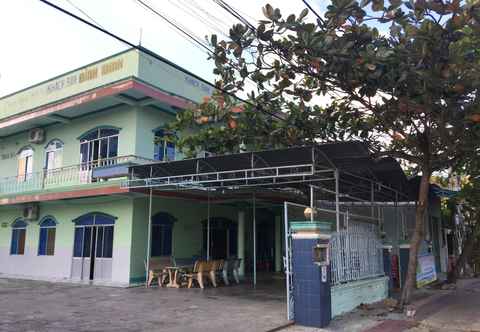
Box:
[262,4,274,19]
[210,34,217,46]
[299,8,308,20]
[372,0,384,11]
[240,66,248,78]
[360,0,371,7]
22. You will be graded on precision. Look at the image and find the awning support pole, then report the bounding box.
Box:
[283,201,291,320]
[371,182,375,217]
[145,187,153,288]
[207,190,210,260]
[310,185,314,222]
[395,192,399,255]
[335,169,340,231]
[253,191,256,287]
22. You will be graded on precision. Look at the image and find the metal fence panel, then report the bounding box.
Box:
[330,222,384,285]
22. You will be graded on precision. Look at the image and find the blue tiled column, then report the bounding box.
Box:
[292,238,331,328]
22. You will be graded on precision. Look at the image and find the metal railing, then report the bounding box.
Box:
[0,155,153,195]
[330,221,384,286]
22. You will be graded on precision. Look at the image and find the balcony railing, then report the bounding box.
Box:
[0,155,153,196]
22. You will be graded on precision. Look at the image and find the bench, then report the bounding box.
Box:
[185,259,225,289]
[145,256,171,287]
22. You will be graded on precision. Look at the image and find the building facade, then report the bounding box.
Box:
[0,49,449,326]
[0,48,273,286]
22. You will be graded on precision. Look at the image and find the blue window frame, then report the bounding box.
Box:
[153,129,175,161]
[151,212,176,257]
[38,217,56,256]
[73,213,116,258]
[10,219,27,255]
[79,127,120,165]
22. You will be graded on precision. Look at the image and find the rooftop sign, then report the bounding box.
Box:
[0,49,215,125]
[0,50,138,121]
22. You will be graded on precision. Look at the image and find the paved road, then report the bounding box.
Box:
[411,279,480,332]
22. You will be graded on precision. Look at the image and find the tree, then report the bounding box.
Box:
[170,0,480,305]
[447,137,480,282]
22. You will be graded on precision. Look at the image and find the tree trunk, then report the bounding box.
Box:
[400,170,431,307]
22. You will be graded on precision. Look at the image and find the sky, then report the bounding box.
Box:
[0,0,325,97]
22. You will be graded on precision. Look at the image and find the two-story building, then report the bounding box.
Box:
[0,48,261,286]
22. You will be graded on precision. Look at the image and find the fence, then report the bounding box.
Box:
[330,221,384,285]
[0,155,153,195]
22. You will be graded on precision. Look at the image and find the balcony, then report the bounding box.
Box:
[0,155,154,196]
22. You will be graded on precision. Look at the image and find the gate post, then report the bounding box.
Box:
[291,221,332,328]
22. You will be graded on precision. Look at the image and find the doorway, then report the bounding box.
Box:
[256,209,276,272]
[71,213,115,281]
[202,217,237,259]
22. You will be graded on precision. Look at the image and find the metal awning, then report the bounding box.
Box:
[123,142,409,202]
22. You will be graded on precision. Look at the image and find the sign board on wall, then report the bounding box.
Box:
[417,253,437,287]
[0,51,137,120]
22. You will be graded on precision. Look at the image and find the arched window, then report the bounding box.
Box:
[45,139,63,171]
[72,213,116,258]
[10,219,27,255]
[151,212,176,257]
[79,127,120,164]
[153,128,175,161]
[38,217,57,256]
[17,147,34,182]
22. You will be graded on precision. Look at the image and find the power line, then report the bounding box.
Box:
[134,0,213,54]
[183,0,231,30]
[301,0,325,25]
[170,0,229,38]
[38,0,284,121]
[133,0,211,55]
[132,0,284,121]
[64,0,104,28]
[211,0,255,31]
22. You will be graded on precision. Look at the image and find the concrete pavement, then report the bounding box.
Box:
[0,278,288,332]
[409,278,480,332]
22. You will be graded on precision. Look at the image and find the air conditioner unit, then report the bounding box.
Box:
[28,128,45,144]
[23,204,39,221]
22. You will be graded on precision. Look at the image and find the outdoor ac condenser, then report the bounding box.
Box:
[23,204,39,221]
[28,128,45,144]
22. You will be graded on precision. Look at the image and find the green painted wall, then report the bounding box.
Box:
[0,105,137,179]
[0,48,217,122]
[331,277,389,317]
[0,51,140,120]
[133,106,175,159]
[0,197,135,284]
[129,196,239,283]
[137,52,214,104]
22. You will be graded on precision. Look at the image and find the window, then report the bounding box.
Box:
[38,217,56,256]
[45,140,63,171]
[151,212,176,257]
[79,127,119,165]
[154,129,175,161]
[17,147,34,182]
[10,219,27,255]
[73,213,115,258]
